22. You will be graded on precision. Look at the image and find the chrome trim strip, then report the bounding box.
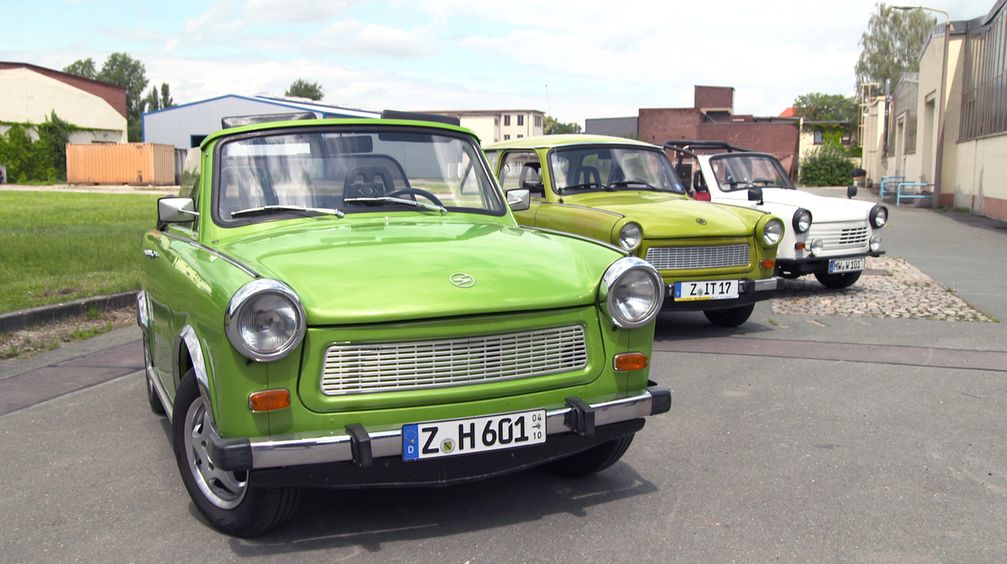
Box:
[136,291,149,329]
[754,277,781,292]
[161,232,259,278]
[142,329,174,421]
[246,389,656,469]
[524,226,629,256]
[180,325,213,424]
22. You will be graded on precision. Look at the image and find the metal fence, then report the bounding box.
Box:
[960,4,1007,141]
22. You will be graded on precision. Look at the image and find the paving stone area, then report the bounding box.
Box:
[772,256,996,322]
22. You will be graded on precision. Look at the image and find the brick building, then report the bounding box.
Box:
[637,86,801,176]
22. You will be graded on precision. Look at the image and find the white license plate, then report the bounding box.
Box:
[673,280,739,301]
[402,409,546,461]
[828,257,866,273]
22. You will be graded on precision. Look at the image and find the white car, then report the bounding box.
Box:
[665,141,888,289]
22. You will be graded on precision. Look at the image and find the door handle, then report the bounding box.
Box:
[143,249,158,259]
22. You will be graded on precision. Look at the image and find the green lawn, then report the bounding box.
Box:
[0,191,161,313]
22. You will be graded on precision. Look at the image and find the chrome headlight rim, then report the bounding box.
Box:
[808,238,824,256]
[616,222,643,252]
[600,256,665,329]
[225,279,306,362]
[870,233,882,252]
[761,218,785,246]
[792,208,812,234]
[870,204,888,229]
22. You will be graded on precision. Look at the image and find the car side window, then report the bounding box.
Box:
[499,151,545,198]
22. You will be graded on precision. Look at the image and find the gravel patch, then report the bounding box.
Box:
[772,256,995,322]
[0,307,136,360]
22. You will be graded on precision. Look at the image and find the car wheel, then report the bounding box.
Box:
[172,370,299,537]
[814,270,863,289]
[540,435,635,478]
[703,304,755,327]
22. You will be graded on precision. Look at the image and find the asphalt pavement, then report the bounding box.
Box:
[1,200,1005,562]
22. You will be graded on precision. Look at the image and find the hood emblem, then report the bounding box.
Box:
[450,273,476,288]
[696,217,707,225]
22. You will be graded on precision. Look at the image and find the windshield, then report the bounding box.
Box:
[548,146,685,194]
[710,154,794,191]
[214,128,503,224]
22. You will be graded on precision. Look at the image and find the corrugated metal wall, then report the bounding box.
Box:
[66,143,176,185]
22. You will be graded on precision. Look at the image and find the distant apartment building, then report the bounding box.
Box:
[861,0,1007,221]
[426,110,545,144]
[0,61,127,143]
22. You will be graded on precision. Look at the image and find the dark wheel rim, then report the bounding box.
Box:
[183,399,247,509]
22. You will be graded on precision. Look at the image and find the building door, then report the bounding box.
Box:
[894,115,905,177]
[921,96,936,182]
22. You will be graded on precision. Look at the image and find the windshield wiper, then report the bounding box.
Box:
[343,196,447,215]
[558,182,607,194]
[608,180,658,191]
[230,204,344,218]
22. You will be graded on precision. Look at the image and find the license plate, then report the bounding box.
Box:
[673,280,739,301]
[828,257,866,273]
[402,409,547,461]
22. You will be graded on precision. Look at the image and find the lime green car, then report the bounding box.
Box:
[139,113,671,536]
[484,135,784,327]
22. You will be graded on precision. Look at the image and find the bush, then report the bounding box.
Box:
[799,143,854,186]
[0,112,72,183]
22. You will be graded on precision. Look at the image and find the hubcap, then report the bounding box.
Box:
[183,399,247,509]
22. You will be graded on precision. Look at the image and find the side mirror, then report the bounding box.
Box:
[506,189,531,212]
[158,197,198,225]
[747,186,764,205]
[847,184,858,199]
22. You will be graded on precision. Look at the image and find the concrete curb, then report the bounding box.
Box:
[0,291,138,333]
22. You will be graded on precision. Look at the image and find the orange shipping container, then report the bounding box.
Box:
[66,143,176,186]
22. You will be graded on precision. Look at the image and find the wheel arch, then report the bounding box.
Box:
[174,325,216,424]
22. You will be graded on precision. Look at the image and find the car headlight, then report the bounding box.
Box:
[870,204,888,228]
[761,218,784,246]
[870,233,882,252]
[616,222,642,251]
[792,208,812,234]
[808,238,824,256]
[225,279,306,362]
[600,256,664,329]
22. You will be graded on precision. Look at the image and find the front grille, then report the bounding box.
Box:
[645,244,750,270]
[809,223,869,250]
[320,325,588,395]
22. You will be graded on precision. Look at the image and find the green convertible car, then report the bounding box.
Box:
[484,135,784,327]
[139,112,671,536]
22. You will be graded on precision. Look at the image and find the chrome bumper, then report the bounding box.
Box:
[210,384,671,471]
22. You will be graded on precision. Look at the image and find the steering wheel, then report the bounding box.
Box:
[386,188,445,208]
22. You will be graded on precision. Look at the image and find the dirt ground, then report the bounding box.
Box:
[0,306,136,360]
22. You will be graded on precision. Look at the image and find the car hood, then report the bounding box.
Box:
[760,189,876,223]
[216,218,619,325]
[564,191,765,238]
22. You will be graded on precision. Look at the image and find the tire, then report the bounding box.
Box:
[703,304,755,327]
[540,435,635,478]
[172,370,300,537]
[814,270,863,289]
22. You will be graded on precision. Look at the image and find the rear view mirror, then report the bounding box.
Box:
[158,197,198,225]
[506,189,531,212]
[747,186,764,205]
[847,184,858,199]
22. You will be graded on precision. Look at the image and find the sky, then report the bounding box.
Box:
[1,0,995,124]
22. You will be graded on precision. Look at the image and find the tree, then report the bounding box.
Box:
[285,79,324,101]
[143,83,175,113]
[856,4,936,89]
[793,93,859,124]
[63,58,97,80]
[544,115,582,135]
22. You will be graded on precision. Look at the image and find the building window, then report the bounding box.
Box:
[504,134,511,140]
[535,114,543,127]
[517,134,523,138]
[813,130,824,145]
[504,115,511,126]
[517,114,525,126]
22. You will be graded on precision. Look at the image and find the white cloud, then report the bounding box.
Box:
[314,20,434,57]
[243,0,361,23]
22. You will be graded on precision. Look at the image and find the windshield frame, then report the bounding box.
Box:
[210,125,505,228]
[708,152,795,192]
[545,144,686,196]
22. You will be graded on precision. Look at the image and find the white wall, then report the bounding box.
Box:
[0,68,126,141]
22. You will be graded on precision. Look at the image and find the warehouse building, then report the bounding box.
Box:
[142,94,379,148]
[0,61,127,143]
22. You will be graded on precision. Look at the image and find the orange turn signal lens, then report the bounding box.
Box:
[794,242,806,250]
[614,352,648,371]
[760,259,776,269]
[248,389,291,412]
